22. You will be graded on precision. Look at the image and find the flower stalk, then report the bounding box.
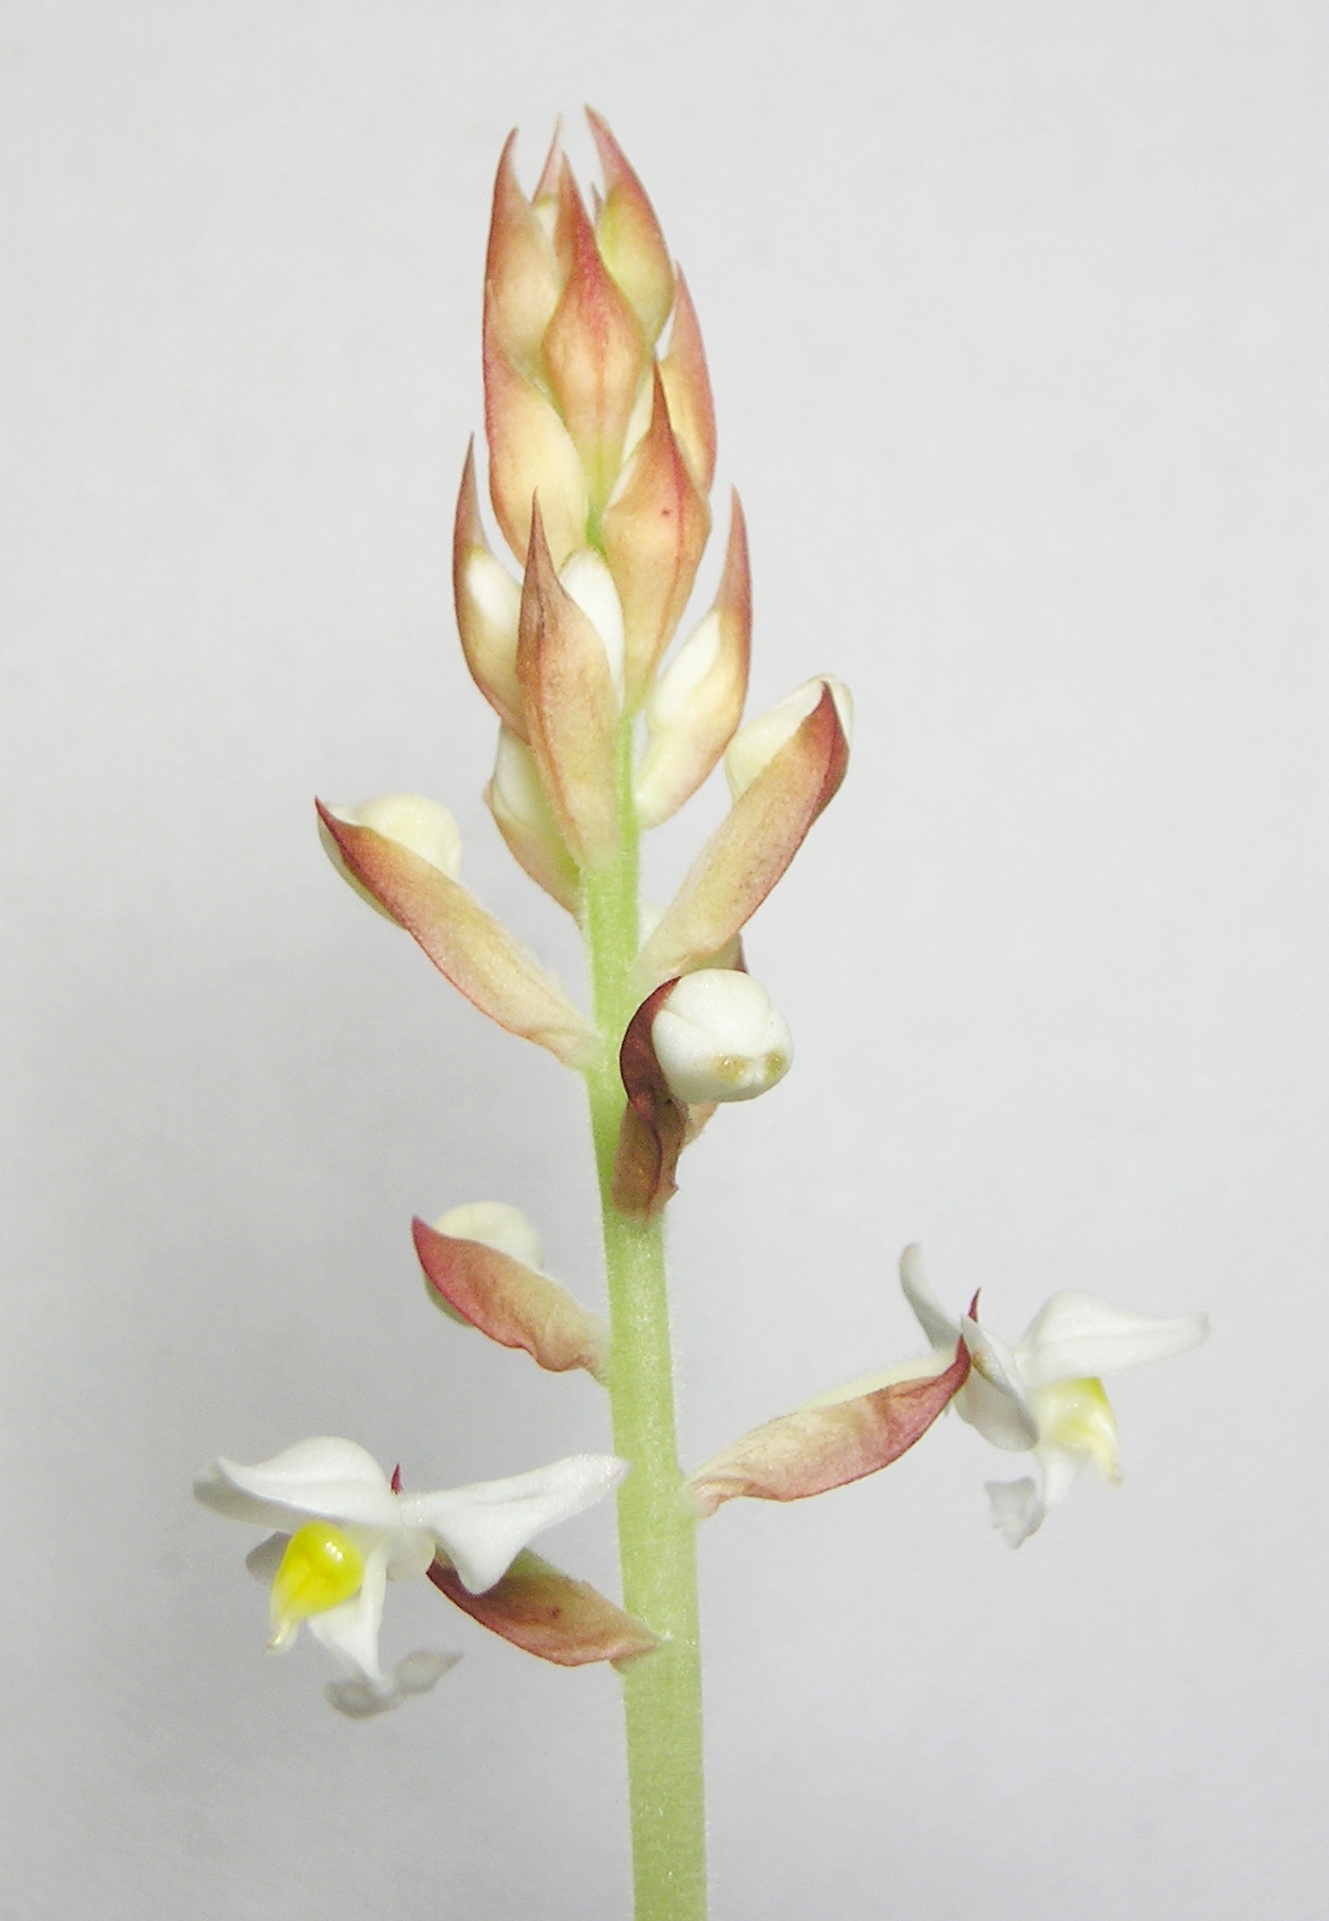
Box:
[583,730,708,1921]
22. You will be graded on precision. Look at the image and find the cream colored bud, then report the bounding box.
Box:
[559,548,626,696]
[466,547,522,636]
[433,1200,543,1271]
[725,677,854,802]
[651,969,792,1105]
[319,794,462,920]
[342,795,462,876]
[487,727,581,914]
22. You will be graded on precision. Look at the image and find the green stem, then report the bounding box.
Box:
[582,723,707,1921]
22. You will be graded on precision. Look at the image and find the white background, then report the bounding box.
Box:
[2,4,1324,1916]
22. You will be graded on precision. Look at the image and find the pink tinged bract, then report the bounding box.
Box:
[586,109,675,346]
[542,161,649,516]
[315,802,596,1068]
[453,440,525,736]
[484,319,589,569]
[602,366,711,710]
[612,981,691,1218]
[633,682,850,993]
[658,270,716,493]
[516,502,621,868]
[635,492,752,828]
[484,130,565,371]
[413,1215,608,1381]
[685,1339,972,1517]
[427,1549,659,1667]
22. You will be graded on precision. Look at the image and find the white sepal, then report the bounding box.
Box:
[196,1438,402,1534]
[1015,1291,1210,1390]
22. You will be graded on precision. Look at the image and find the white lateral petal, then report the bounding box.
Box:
[956,1315,1040,1451]
[986,1477,1045,1547]
[1016,1291,1210,1389]
[403,1453,628,1594]
[195,1438,400,1533]
[898,1245,958,1350]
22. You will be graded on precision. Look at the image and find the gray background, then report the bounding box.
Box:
[2,3,1324,1916]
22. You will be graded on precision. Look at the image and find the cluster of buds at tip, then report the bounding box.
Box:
[316,116,851,1210]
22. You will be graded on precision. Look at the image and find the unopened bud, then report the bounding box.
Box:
[433,1199,543,1270]
[559,548,626,696]
[486,728,580,914]
[319,795,462,920]
[725,677,853,801]
[651,969,791,1105]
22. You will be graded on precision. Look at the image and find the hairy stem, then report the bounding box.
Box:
[582,721,707,1921]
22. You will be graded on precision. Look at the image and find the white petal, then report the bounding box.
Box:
[402,1453,628,1595]
[898,1245,959,1350]
[195,1437,400,1533]
[956,1314,1041,1451]
[1016,1291,1210,1389]
[985,1477,1045,1547]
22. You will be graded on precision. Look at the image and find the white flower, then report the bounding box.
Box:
[899,1245,1209,1547]
[196,1437,627,1715]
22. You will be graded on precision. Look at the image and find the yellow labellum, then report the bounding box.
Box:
[1033,1377,1122,1483]
[269,1522,366,1650]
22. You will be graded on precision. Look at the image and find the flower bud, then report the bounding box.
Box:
[316,801,597,1068]
[453,441,524,734]
[635,492,751,828]
[319,795,462,921]
[485,727,581,914]
[602,367,710,708]
[542,162,648,516]
[415,1207,608,1380]
[586,109,675,345]
[725,676,854,801]
[516,504,621,868]
[651,969,792,1106]
[433,1200,543,1270]
[658,270,716,492]
[558,547,626,697]
[484,131,565,372]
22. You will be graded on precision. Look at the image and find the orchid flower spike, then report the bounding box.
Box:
[195,1437,627,1715]
[899,1246,1209,1547]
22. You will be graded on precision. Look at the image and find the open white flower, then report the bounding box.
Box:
[899,1245,1209,1547]
[196,1437,627,1716]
